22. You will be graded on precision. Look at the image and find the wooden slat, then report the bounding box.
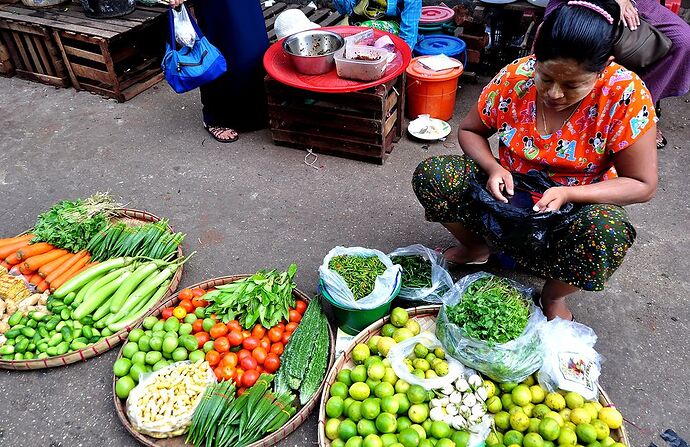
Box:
[271,129,388,164]
[0,19,45,36]
[269,104,384,136]
[5,8,134,34]
[14,68,68,86]
[10,30,29,70]
[62,44,105,63]
[52,28,79,88]
[31,33,53,76]
[317,11,345,27]
[55,7,147,27]
[22,33,43,73]
[120,69,162,101]
[0,10,118,38]
[117,57,158,89]
[70,61,111,83]
[262,2,287,19]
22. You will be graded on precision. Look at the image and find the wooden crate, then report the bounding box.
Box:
[265,74,405,165]
[0,14,68,85]
[263,1,344,42]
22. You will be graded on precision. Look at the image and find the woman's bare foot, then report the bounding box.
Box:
[540,279,578,320]
[656,129,667,149]
[438,244,491,266]
[204,124,239,143]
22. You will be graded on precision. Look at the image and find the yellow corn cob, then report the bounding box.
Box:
[0,270,31,303]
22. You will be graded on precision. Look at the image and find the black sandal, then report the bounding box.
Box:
[203,124,239,143]
[656,129,667,149]
[436,245,490,269]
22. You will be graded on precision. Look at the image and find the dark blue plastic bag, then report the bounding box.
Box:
[162,7,227,94]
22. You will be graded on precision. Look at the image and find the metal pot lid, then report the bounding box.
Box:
[419,6,455,24]
[414,35,467,57]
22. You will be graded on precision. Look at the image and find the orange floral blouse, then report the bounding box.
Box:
[478,56,656,186]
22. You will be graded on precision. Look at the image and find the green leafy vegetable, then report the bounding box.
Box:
[86,219,184,261]
[328,255,386,300]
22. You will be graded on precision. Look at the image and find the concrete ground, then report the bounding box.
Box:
[0,75,688,447]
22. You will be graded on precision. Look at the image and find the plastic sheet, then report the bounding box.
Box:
[388,244,453,304]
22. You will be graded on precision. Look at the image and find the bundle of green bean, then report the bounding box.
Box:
[86,220,184,262]
[328,255,386,300]
[390,255,434,289]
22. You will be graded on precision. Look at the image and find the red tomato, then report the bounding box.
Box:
[237,349,251,361]
[242,369,260,388]
[241,330,251,339]
[226,320,242,333]
[194,332,211,349]
[214,336,230,353]
[281,332,291,344]
[206,350,220,366]
[210,323,228,339]
[237,387,247,396]
[213,367,224,381]
[285,322,298,334]
[219,365,235,381]
[161,307,174,320]
[270,342,284,356]
[264,353,280,373]
[191,296,208,308]
[267,327,283,343]
[227,331,243,347]
[179,289,194,300]
[295,300,307,315]
[259,337,271,351]
[242,336,259,351]
[220,352,238,368]
[276,322,286,331]
[192,288,206,297]
[179,299,195,313]
[252,324,267,339]
[240,355,258,371]
[192,319,204,333]
[252,347,268,365]
[234,368,244,383]
[288,310,302,323]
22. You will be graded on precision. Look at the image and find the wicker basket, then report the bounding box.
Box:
[317,304,631,447]
[113,275,336,447]
[0,209,184,371]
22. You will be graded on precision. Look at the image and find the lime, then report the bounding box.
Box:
[338,369,354,387]
[600,436,616,447]
[390,307,409,328]
[570,408,591,425]
[408,404,429,423]
[382,324,397,338]
[366,379,382,391]
[433,348,445,359]
[407,385,427,404]
[404,318,420,336]
[332,382,350,399]
[358,419,378,437]
[381,395,399,414]
[368,336,382,355]
[501,382,519,392]
[501,393,515,410]
[522,375,536,386]
[484,380,497,398]
[333,440,346,447]
[369,363,386,380]
[399,428,420,447]
[544,393,566,411]
[363,434,384,447]
[425,370,438,379]
[348,401,364,422]
[510,411,530,432]
[327,396,345,418]
[564,421,576,432]
[429,421,451,439]
[576,424,598,444]
[339,419,358,441]
[485,396,502,414]
[345,435,364,447]
[565,392,585,410]
[393,328,414,343]
[433,361,449,377]
[452,430,470,447]
[412,358,430,372]
[509,406,526,415]
[597,407,623,429]
[419,440,433,447]
[530,385,546,404]
[375,412,398,434]
[557,427,578,446]
[383,367,398,385]
[582,403,599,421]
[512,384,533,406]
[414,344,429,359]
[115,376,136,399]
[375,382,395,398]
[352,365,368,383]
[128,363,147,383]
[435,439,454,447]
[587,442,603,447]
[523,432,545,447]
[504,430,524,446]
[395,393,411,414]
[128,328,145,342]
[543,442,555,447]
[412,369,425,379]
[362,398,381,420]
[486,431,504,447]
[377,337,396,357]
[397,416,412,433]
[494,411,511,431]
[523,403,535,417]
[421,419,432,435]
[544,411,564,427]
[121,342,139,359]
[591,419,610,440]
[533,403,551,419]
[395,379,410,394]
[353,344,371,364]
[410,424,426,440]
[326,418,341,440]
[365,356,383,369]
[427,354,439,365]
[381,433,398,447]
[344,397,356,413]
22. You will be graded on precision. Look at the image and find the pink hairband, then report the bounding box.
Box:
[567,0,614,24]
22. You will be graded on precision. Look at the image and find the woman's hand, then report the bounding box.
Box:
[533,186,569,213]
[169,0,184,7]
[615,0,640,30]
[486,166,514,203]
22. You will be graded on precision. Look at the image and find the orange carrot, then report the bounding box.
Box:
[36,280,49,293]
[45,251,87,284]
[38,252,73,278]
[20,263,37,276]
[28,273,43,286]
[50,254,91,292]
[5,251,22,265]
[0,240,31,259]
[0,260,10,269]
[22,249,68,272]
[0,234,34,248]
[16,242,55,261]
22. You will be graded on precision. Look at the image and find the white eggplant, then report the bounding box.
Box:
[463,393,477,407]
[449,391,463,405]
[459,404,471,417]
[429,406,445,422]
[475,386,488,401]
[455,378,470,392]
[471,404,486,417]
[468,374,483,389]
[441,384,455,396]
[439,396,450,406]
[452,415,468,430]
[430,398,442,408]
[446,403,459,416]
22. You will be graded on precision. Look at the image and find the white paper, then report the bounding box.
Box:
[264,0,275,7]
[419,54,463,71]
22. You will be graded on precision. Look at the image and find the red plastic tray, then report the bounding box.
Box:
[263,26,412,93]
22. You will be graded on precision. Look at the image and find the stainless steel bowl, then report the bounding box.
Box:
[282,30,345,75]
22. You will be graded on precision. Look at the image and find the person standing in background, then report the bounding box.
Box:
[546,0,690,148]
[169,0,269,143]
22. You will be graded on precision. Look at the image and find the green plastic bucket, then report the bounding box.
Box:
[320,278,402,336]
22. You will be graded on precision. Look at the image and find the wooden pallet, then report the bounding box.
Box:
[262,1,344,42]
[0,35,13,75]
[0,3,167,101]
[265,74,405,165]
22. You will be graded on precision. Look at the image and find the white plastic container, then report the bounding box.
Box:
[334,46,388,82]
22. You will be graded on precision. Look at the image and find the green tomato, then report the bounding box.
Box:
[137,335,151,352]
[179,335,198,352]
[152,359,170,372]
[184,314,198,325]
[128,328,145,343]
[129,363,147,383]
[113,358,132,377]
[162,336,179,354]
[195,307,206,319]
[164,317,180,332]
[122,342,139,359]
[131,351,147,366]
[172,347,188,362]
[149,336,163,352]
[203,340,215,353]
[189,350,206,363]
[142,316,158,330]
[115,376,136,399]
[202,318,215,333]
[152,320,165,332]
[178,323,193,336]
[145,351,163,365]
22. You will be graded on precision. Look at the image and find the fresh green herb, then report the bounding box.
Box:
[86,219,184,261]
[391,255,433,289]
[32,193,121,252]
[203,264,297,329]
[445,276,530,344]
[328,255,386,300]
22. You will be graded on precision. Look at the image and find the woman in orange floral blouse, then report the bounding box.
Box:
[413,0,657,320]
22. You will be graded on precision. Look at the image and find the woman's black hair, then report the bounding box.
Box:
[534,0,621,72]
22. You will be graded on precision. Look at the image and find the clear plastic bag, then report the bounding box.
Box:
[388,332,464,390]
[436,272,546,383]
[388,244,453,304]
[318,246,401,310]
[172,5,198,48]
[537,318,603,400]
[126,360,215,438]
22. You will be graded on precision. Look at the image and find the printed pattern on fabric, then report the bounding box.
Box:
[412,155,636,291]
[478,56,656,186]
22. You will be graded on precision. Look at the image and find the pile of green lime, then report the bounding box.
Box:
[484,374,627,447]
[404,343,449,379]
[113,313,207,399]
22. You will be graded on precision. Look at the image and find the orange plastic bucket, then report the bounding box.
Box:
[405,56,463,121]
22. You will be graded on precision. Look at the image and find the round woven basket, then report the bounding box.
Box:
[0,209,184,371]
[317,304,631,447]
[113,275,336,447]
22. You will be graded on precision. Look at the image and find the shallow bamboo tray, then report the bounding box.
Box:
[0,208,184,370]
[113,276,336,447]
[317,305,630,446]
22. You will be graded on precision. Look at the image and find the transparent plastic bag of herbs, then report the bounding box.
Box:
[389,244,453,304]
[436,272,546,383]
[319,246,401,310]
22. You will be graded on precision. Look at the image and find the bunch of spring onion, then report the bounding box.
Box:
[86,220,184,262]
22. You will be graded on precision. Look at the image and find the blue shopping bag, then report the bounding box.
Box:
[162,7,227,94]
